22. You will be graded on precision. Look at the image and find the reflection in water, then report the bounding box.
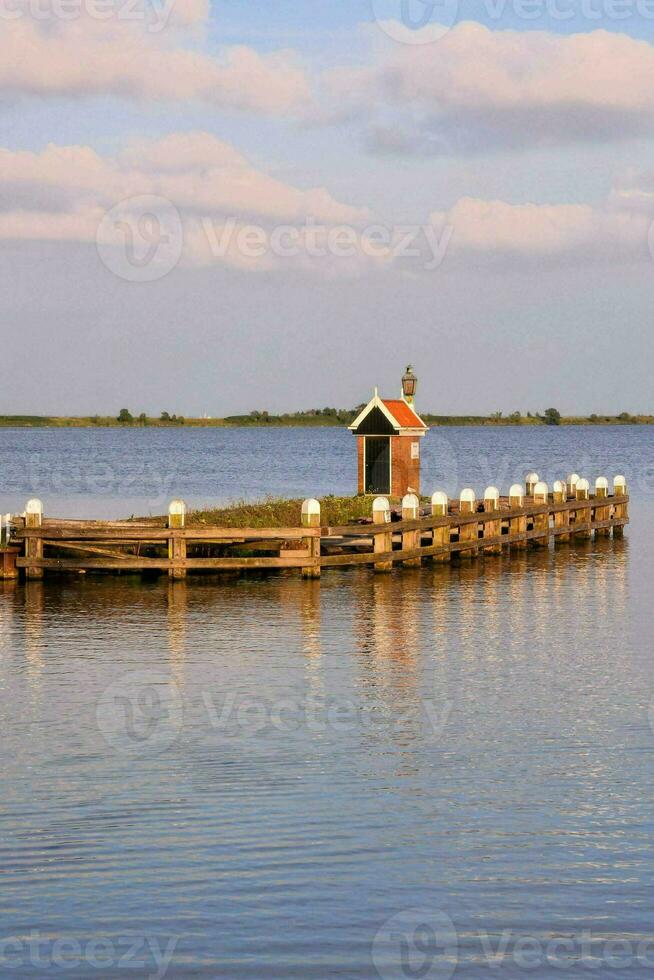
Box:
[0,536,643,979]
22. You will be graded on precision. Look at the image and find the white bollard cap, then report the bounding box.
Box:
[301,498,321,517]
[460,488,476,504]
[576,478,590,493]
[595,477,609,491]
[484,486,500,504]
[26,498,43,515]
[402,493,420,512]
[373,496,390,513]
[526,472,539,484]
[553,480,565,494]
[534,481,549,500]
[431,491,448,508]
[567,473,580,487]
[614,475,626,489]
[168,499,187,517]
[509,484,524,500]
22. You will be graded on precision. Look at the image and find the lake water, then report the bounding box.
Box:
[1,425,653,978]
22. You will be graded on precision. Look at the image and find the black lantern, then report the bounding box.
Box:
[402,365,417,403]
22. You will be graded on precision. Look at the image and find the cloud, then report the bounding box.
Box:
[2,133,653,276]
[429,195,652,265]
[322,22,654,152]
[0,6,309,115]
[0,133,378,274]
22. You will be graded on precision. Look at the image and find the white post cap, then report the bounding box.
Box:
[460,488,476,504]
[168,499,187,516]
[431,491,448,508]
[402,493,420,511]
[509,484,524,500]
[301,498,321,517]
[614,475,626,489]
[567,473,580,486]
[484,486,500,503]
[526,472,539,483]
[553,480,565,494]
[534,481,549,500]
[26,498,43,515]
[595,477,609,491]
[576,478,590,492]
[372,497,391,523]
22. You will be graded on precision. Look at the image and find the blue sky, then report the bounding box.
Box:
[1,0,653,415]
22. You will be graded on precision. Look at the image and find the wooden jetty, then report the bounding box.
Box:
[1,475,629,582]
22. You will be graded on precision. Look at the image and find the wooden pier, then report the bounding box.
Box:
[1,475,629,581]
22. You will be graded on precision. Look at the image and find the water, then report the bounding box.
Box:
[0,425,653,978]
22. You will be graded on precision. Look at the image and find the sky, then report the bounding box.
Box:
[1,0,654,416]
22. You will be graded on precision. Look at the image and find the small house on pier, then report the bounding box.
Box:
[349,366,428,497]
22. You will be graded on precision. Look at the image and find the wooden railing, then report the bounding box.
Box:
[2,475,629,581]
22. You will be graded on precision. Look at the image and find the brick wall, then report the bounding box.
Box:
[391,435,421,498]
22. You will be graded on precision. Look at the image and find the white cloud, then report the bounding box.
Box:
[0,8,309,115]
[322,22,654,152]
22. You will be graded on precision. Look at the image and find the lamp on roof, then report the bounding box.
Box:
[402,365,417,405]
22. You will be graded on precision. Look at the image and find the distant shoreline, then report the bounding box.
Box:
[0,414,652,428]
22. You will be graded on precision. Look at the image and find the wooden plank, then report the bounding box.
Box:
[16,555,309,570]
[42,540,135,560]
[16,525,319,541]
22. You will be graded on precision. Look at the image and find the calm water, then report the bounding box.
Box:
[1,426,654,978]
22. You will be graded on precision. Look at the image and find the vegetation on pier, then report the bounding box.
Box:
[187,496,374,528]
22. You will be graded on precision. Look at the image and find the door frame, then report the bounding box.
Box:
[363,436,392,495]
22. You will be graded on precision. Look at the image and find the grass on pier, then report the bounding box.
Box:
[187,496,376,528]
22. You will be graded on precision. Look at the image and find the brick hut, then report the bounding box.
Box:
[349,366,428,497]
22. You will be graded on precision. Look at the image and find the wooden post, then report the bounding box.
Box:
[402,493,421,567]
[25,498,44,580]
[525,472,539,497]
[483,486,502,555]
[431,491,450,562]
[613,475,627,536]
[553,480,570,543]
[458,489,478,559]
[168,499,187,580]
[373,496,393,573]
[509,484,526,550]
[594,477,611,537]
[567,473,579,533]
[0,513,19,580]
[301,498,321,578]
[574,479,591,539]
[532,481,550,546]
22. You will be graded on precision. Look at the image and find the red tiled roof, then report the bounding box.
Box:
[382,399,426,429]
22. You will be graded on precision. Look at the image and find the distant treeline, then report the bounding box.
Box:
[0,408,652,428]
